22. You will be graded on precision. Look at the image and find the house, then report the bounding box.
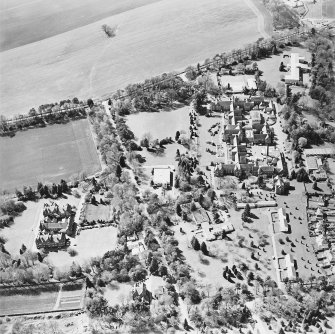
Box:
[36,232,69,249]
[40,202,75,235]
[306,157,318,173]
[305,148,335,157]
[193,208,211,225]
[133,283,153,304]
[274,176,290,195]
[250,110,262,126]
[313,170,328,181]
[153,167,173,187]
[259,165,275,177]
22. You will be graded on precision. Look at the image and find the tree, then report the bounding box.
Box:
[296,168,309,183]
[86,293,109,317]
[200,242,208,256]
[15,189,24,200]
[191,236,200,251]
[244,204,251,217]
[116,164,122,179]
[176,204,182,216]
[87,99,94,108]
[149,256,159,274]
[175,131,180,141]
[298,137,308,148]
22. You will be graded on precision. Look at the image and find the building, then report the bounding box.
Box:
[133,283,153,304]
[313,170,328,181]
[306,157,318,173]
[278,208,288,232]
[284,53,308,84]
[285,254,297,281]
[305,148,335,157]
[40,202,75,235]
[152,166,173,187]
[36,232,69,249]
[274,176,290,195]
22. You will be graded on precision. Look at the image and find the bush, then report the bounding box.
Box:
[67,248,78,257]
[72,190,81,198]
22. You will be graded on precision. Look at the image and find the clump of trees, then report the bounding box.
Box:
[307,34,335,121]
[102,24,117,38]
[0,98,86,136]
[262,0,300,30]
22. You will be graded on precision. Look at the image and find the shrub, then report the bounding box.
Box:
[67,248,78,257]
[72,189,81,198]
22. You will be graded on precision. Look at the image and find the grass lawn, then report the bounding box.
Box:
[0,291,58,316]
[274,189,325,281]
[126,105,190,141]
[173,202,277,295]
[0,119,101,192]
[103,282,133,306]
[1,195,80,257]
[0,0,261,117]
[85,203,112,221]
[197,113,224,167]
[127,105,190,167]
[47,226,118,268]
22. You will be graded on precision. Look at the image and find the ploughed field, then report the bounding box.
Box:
[323,0,335,18]
[0,119,101,192]
[0,0,261,117]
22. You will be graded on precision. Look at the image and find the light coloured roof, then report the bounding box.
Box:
[305,148,335,156]
[306,157,318,171]
[278,208,288,232]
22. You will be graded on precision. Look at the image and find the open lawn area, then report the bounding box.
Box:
[85,203,112,221]
[0,119,101,192]
[103,282,133,306]
[127,105,190,167]
[274,189,325,281]
[173,202,277,295]
[197,114,223,167]
[1,195,80,257]
[47,226,118,268]
[126,105,190,141]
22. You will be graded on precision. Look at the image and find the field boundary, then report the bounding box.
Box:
[0,307,84,318]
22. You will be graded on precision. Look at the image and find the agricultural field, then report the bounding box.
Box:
[0,291,58,316]
[0,0,159,51]
[322,0,335,18]
[0,0,263,117]
[0,119,101,192]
